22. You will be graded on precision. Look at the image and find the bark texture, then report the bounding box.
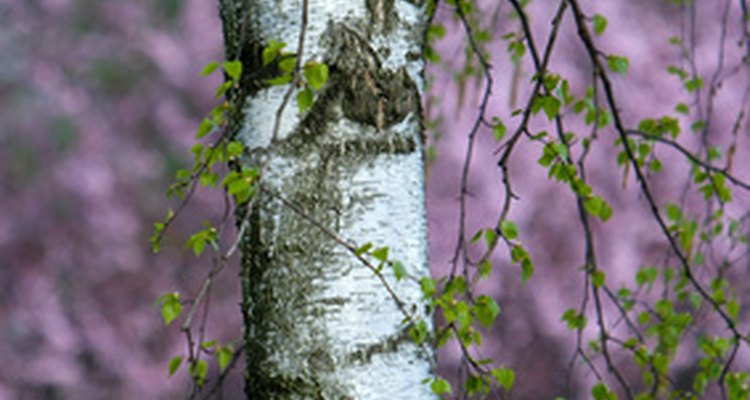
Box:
[219,0,434,398]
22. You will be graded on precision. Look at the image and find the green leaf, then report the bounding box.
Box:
[371,246,389,262]
[591,382,616,400]
[217,345,234,371]
[151,222,165,253]
[199,172,218,187]
[492,117,506,141]
[424,46,441,64]
[392,261,406,281]
[635,266,658,288]
[215,81,233,98]
[592,270,606,288]
[189,359,208,387]
[607,55,629,75]
[355,242,373,256]
[511,245,534,283]
[675,102,689,115]
[562,308,587,330]
[297,88,314,113]
[500,220,519,240]
[484,228,496,248]
[200,61,219,76]
[478,259,492,278]
[470,229,484,243]
[667,65,687,80]
[303,61,329,90]
[543,96,562,120]
[186,224,218,257]
[168,356,183,377]
[268,74,293,86]
[428,24,446,40]
[727,300,740,319]
[665,203,682,221]
[584,196,613,221]
[196,119,214,139]
[157,292,183,325]
[420,277,437,298]
[685,77,703,92]
[474,295,501,327]
[410,319,429,344]
[430,377,452,395]
[649,158,663,172]
[592,14,608,35]
[279,56,296,73]
[223,60,242,81]
[227,141,244,158]
[262,39,286,66]
[492,367,515,390]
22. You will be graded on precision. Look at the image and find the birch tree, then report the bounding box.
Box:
[218,0,435,398]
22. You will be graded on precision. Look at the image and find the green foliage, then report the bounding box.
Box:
[500,220,518,240]
[186,222,218,257]
[156,292,183,325]
[217,344,234,371]
[189,359,208,387]
[491,117,506,141]
[592,14,608,35]
[168,355,183,377]
[607,55,630,75]
[492,367,515,390]
[562,308,588,330]
[511,244,534,283]
[296,88,314,113]
[591,382,618,400]
[303,61,329,90]
[262,39,286,66]
[430,377,452,395]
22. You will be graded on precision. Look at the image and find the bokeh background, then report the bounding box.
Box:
[2,0,749,399]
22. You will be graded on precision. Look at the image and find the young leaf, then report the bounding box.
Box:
[500,220,519,240]
[297,88,314,113]
[591,270,606,288]
[262,39,286,66]
[196,119,214,139]
[492,367,515,390]
[278,56,296,73]
[200,61,219,76]
[371,246,389,262]
[355,242,373,256]
[303,61,329,90]
[592,14,608,35]
[474,295,501,327]
[543,96,562,120]
[420,277,437,298]
[190,359,208,387]
[430,377,452,395]
[492,117,507,141]
[168,356,183,377]
[392,261,407,281]
[223,60,243,81]
[157,292,183,325]
[217,345,234,371]
[607,55,629,75]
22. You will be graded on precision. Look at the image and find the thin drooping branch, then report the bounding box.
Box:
[565,1,746,397]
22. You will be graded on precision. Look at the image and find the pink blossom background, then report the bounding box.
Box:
[1,0,749,399]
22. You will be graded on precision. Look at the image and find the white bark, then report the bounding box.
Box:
[221,0,435,398]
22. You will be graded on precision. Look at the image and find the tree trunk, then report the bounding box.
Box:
[219,0,434,398]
